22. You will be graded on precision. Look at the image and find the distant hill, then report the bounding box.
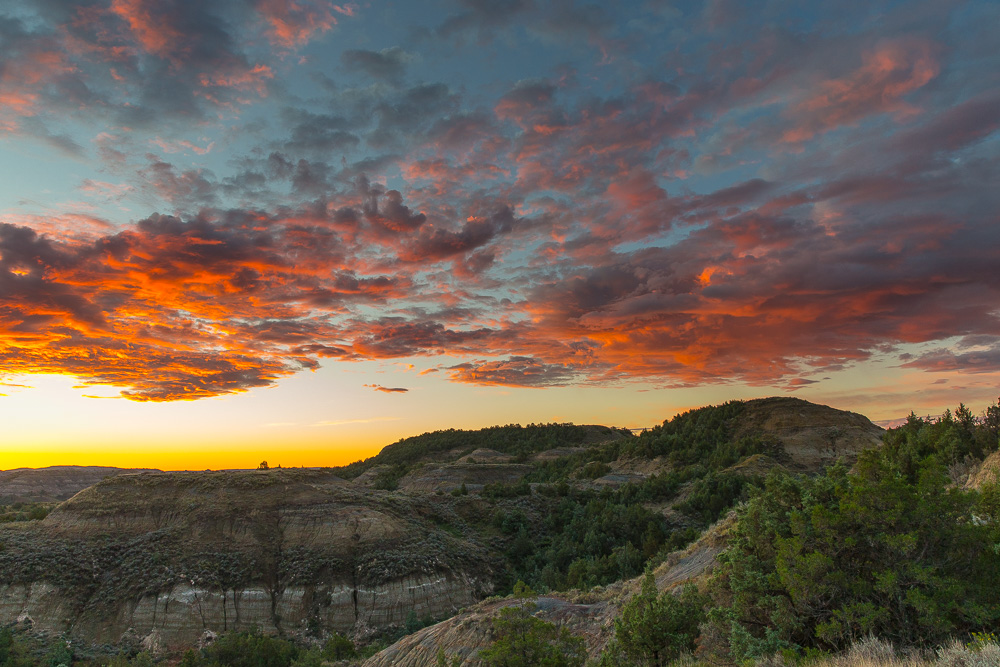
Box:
[331,423,629,478]
[0,465,160,503]
[727,396,883,470]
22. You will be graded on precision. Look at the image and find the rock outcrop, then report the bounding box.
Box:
[0,469,494,651]
[0,573,480,648]
[456,449,513,464]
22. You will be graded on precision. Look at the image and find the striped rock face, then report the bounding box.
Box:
[0,469,495,651]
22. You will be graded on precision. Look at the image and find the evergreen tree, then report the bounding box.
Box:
[479,603,586,667]
[613,571,705,666]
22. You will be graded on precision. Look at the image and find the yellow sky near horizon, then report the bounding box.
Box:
[3,362,998,472]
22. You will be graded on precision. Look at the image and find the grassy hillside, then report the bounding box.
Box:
[329,423,630,488]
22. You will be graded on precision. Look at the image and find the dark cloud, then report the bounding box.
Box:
[400,206,517,262]
[900,345,1000,374]
[19,118,86,157]
[532,0,612,46]
[458,249,496,276]
[785,378,820,391]
[341,46,415,84]
[0,223,105,329]
[291,158,335,197]
[140,158,219,209]
[281,109,362,154]
[427,111,498,152]
[891,91,1000,155]
[495,79,557,119]
[356,175,427,234]
[292,343,348,358]
[352,320,499,358]
[367,83,458,149]
[438,0,535,42]
[447,357,578,387]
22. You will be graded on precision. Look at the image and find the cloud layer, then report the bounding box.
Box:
[1,0,998,400]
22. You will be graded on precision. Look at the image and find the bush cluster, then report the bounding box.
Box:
[0,503,54,523]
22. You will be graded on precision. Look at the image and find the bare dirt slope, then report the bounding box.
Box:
[363,513,737,667]
[966,450,1000,489]
[735,397,884,471]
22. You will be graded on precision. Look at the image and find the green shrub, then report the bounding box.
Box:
[674,472,761,525]
[321,633,356,660]
[579,461,611,479]
[0,628,33,667]
[200,629,299,667]
[512,580,536,598]
[436,647,462,667]
[710,458,1000,662]
[611,571,705,666]
[405,610,423,634]
[43,639,73,667]
[373,464,409,491]
[479,603,586,667]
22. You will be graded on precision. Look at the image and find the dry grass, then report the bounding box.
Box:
[749,635,1000,667]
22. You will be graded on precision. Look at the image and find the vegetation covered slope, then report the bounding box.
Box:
[701,403,1000,665]
[366,399,1000,667]
[330,423,629,491]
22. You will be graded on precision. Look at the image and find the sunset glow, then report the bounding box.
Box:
[2,0,999,470]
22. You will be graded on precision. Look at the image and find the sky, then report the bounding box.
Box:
[1,0,999,470]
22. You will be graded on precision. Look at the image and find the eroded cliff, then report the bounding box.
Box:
[0,469,495,650]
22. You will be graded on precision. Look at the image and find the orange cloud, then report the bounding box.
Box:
[0,212,404,401]
[199,64,274,97]
[109,0,184,59]
[783,39,939,142]
[0,46,75,130]
[150,138,215,155]
[256,0,353,49]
